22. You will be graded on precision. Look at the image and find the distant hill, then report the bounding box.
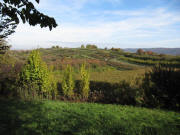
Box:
[124,48,180,56]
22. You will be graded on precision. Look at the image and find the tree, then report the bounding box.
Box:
[19,50,57,99]
[81,44,85,49]
[61,65,74,98]
[136,49,144,55]
[146,51,153,55]
[80,63,90,99]
[0,0,57,39]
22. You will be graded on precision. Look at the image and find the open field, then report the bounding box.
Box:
[0,99,179,135]
[52,68,146,83]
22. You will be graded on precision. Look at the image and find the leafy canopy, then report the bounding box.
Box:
[0,0,57,38]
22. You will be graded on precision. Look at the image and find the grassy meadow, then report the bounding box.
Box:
[0,98,179,135]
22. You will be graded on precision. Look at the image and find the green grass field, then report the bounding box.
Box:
[0,99,179,135]
[52,68,147,83]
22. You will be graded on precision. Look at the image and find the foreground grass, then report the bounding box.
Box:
[0,99,179,135]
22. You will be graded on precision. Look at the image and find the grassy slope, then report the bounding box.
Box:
[10,48,144,70]
[53,68,146,83]
[0,99,179,135]
[9,48,147,83]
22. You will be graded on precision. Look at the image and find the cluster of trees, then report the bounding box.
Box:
[111,47,124,53]
[0,49,90,100]
[61,63,90,99]
[51,45,62,49]
[136,49,155,55]
[81,44,98,49]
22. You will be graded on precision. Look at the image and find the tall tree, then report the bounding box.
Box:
[0,0,57,38]
[62,65,75,98]
[19,50,58,99]
[80,63,90,99]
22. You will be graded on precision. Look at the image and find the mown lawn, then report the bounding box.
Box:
[0,99,179,135]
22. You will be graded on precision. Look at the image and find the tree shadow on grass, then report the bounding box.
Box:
[0,99,47,135]
[0,98,124,135]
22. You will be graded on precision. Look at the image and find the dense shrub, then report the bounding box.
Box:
[18,50,57,99]
[89,80,141,105]
[0,61,23,97]
[142,64,180,110]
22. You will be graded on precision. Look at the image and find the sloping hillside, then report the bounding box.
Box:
[10,47,180,70]
[124,48,180,55]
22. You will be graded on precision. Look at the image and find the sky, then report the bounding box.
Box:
[6,0,180,49]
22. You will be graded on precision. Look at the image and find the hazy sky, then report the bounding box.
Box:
[6,0,180,49]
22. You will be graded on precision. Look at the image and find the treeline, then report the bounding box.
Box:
[0,50,180,110]
[81,44,98,49]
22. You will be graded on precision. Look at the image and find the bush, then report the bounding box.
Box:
[0,61,23,97]
[18,50,57,99]
[142,64,180,110]
[89,80,142,105]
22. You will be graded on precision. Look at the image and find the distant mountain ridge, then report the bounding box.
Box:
[124,48,180,56]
